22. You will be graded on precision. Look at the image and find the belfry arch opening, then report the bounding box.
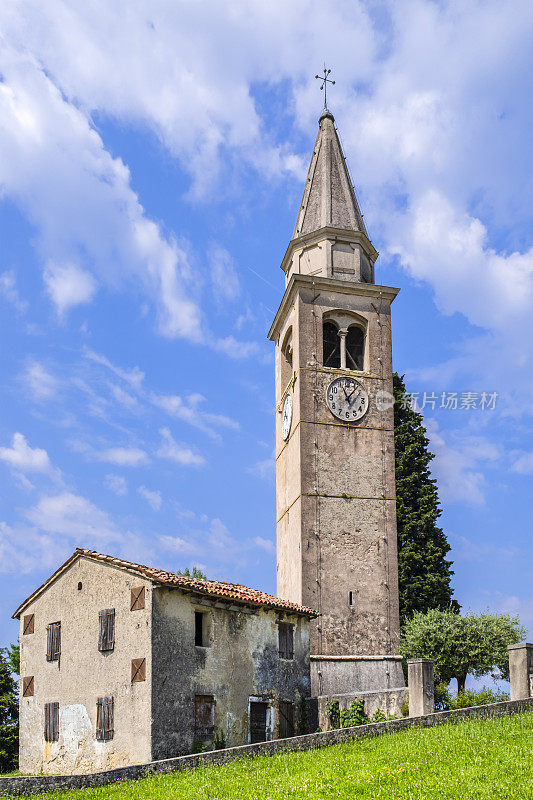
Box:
[322,315,365,372]
[281,327,293,389]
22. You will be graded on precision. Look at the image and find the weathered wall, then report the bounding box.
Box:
[18,558,152,774]
[151,588,311,759]
[316,687,408,729]
[274,275,401,672]
[311,655,405,697]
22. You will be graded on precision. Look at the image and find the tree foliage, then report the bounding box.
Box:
[400,608,525,692]
[0,647,18,773]
[393,373,457,623]
[177,566,208,580]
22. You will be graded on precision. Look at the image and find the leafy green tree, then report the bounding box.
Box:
[400,608,525,693]
[177,566,208,580]
[0,647,18,773]
[6,644,19,677]
[393,373,457,623]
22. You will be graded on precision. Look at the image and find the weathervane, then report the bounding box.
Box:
[315,66,335,108]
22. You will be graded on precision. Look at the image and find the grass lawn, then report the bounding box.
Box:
[3,711,532,799]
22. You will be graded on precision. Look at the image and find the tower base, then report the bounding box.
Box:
[311,654,405,697]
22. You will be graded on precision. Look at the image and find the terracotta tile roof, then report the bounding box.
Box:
[12,548,318,618]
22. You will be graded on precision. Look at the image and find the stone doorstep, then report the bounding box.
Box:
[2,697,532,797]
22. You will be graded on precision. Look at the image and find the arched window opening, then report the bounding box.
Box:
[281,328,293,388]
[346,325,364,371]
[323,322,340,368]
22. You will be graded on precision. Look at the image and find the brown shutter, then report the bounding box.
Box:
[22,676,34,697]
[130,586,145,611]
[105,696,114,740]
[96,697,104,740]
[99,609,115,652]
[52,702,59,741]
[46,625,52,661]
[45,702,59,741]
[278,700,294,738]
[23,614,35,635]
[131,657,146,682]
[47,622,61,661]
[286,624,294,659]
[194,695,215,739]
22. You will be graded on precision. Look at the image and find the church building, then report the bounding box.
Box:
[13,105,406,775]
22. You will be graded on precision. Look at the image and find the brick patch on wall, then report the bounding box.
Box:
[1,697,532,797]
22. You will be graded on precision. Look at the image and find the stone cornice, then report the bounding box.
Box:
[268,273,400,341]
[280,226,379,274]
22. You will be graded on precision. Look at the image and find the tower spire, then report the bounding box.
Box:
[292,107,368,241]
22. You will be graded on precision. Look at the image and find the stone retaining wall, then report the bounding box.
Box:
[1,697,532,797]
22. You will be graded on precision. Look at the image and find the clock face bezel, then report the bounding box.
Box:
[281,393,293,440]
[326,377,369,422]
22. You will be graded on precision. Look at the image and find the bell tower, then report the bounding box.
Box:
[269,108,405,697]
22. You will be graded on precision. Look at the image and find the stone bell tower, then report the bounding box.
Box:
[269,108,405,698]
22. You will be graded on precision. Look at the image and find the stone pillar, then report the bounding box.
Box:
[339,330,347,369]
[407,658,434,717]
[508,643,533,701]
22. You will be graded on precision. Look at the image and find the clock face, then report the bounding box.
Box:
[281,393,293,440]
[326,377,368,422]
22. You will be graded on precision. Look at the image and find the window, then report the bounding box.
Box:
[278,701,294,739]
[346,325,364,371]
[44,702,59,742]
[23,614,34,635]
[194,695,215,741]
[278,622,294,660]
[323,321,340,368]
[96,696,114,741]
[130,586,145,611]
[195,611,205,647]
[131,658,146,682]
[249,701,268,743]
[349,591,355,607]
[22,676,34,697]
[281,327,293,388]
[46,622,61,662]
[77,582,83,591]
[98,609,115,652]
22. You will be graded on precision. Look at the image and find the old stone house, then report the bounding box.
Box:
[13,548,315,775]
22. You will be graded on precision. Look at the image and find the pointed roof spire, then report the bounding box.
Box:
[292,110,368,240]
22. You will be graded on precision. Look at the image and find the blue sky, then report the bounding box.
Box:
[1,0,532,661]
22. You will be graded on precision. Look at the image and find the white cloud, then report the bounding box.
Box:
[104,474,128,496]
[151,392,239,439]
[24,491,123,544]
[44,261,96,314]
[209,245,240,302]
[22,361,58,400]
[156,427,205,467]
[0,270,27,312]
[425,419,500,506]
[254,536,275,554]
[248,457,275,482]
[510,452,533,475]
[0,433,51,473]
[0,521,68,575]
[95,447,149,467]
[85,350,145,391]
[138,485,162,511]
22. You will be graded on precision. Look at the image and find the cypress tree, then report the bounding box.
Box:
[393,373,458,624]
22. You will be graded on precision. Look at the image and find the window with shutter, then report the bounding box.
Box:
[249,701,268,743]
[278,700,294,739]
[96,696,114,741]
[98,609,115,652]
[46,622,61,662]
[194,695,215,741]
[278,622,294,659]
[44,702,59,742]
[131,657,146,682]
[22,676,34,697]
[130,586,145,611]
[23,614,34,635]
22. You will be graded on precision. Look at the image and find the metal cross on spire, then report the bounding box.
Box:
[315,66,335,108]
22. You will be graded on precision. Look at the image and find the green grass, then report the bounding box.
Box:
[3,712,532,799]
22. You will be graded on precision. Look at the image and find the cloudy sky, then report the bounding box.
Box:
[1,0,532,652]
